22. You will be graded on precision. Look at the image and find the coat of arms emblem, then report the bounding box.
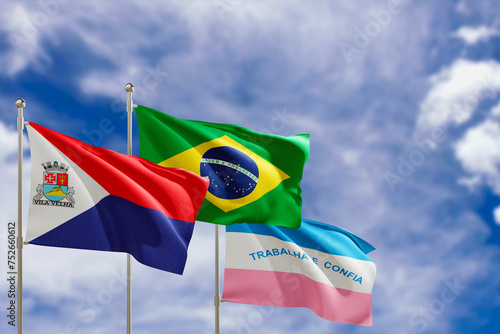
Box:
[33,161,75,208]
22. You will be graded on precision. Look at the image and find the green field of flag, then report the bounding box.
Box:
[136,105,309,228]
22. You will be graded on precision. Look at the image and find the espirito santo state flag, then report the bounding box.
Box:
[26,122,209,274]
[223,219,376,326]
[136,105,310,229]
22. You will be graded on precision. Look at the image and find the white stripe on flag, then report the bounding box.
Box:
[27,125,109,242]
[225,232,376,294]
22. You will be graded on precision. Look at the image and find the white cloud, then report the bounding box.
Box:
[494,206,500,225]
[491,101,500,116]
[454,25,499,45]
[454,118,500,196]
[0,4,54,77]
[457,175,482,192]
[417,59,500,131]
[455,119,500,176]
[0,121,30,224]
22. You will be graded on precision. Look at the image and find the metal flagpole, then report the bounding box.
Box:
[125,83,134,334]
[16,98,25,334]
[215,224,221,334]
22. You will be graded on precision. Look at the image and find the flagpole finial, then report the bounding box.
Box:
[16,98,26,108]
[125,83,135,92]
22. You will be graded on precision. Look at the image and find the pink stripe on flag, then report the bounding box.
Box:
[222,268,373,326]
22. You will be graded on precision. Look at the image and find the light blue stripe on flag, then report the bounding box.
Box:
[226,218,375,261]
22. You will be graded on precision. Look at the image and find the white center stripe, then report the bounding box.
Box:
[201,158,259,182]
[225,232,376,294]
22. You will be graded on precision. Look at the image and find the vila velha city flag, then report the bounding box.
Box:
[26,122,209,274]
[135,105,310,228]
[222,219,376,326]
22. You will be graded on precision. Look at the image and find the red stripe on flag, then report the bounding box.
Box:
[30,123,208,222]
[222,268,373,326]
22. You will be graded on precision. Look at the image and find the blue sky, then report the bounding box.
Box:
[1,0,500,333]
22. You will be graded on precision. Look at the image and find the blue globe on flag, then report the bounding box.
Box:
[200,146,259,200]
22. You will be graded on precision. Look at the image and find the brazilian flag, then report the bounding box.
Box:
[136,105,310,229]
